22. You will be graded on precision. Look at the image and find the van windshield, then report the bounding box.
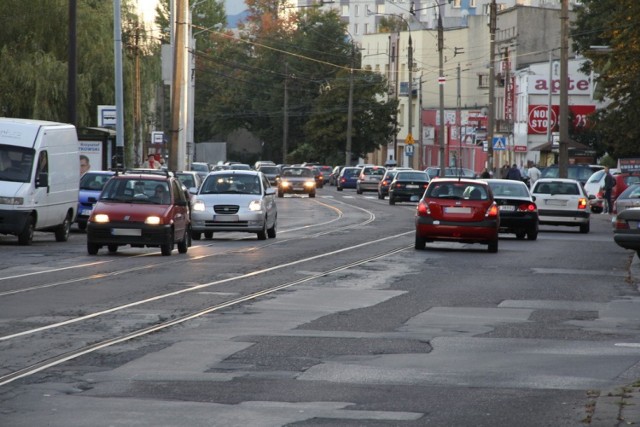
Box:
[0,145,34,183]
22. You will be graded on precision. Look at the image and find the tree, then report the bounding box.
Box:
[572,0,640,158]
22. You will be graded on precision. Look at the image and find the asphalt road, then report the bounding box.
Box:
[0,187,636,426]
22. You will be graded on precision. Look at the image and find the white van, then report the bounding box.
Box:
[0,118,79,245]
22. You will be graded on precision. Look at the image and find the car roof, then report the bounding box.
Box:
[429,178,484,185]
[535,177,581,183]
[208,169,260,176]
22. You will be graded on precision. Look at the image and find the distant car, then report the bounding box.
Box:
[76,171,115,231]
[424,167,477,180]
[414,178,500,252]
[336,167,362,191]
[308,166,325,188]
[539,164,603,186]
[613,183,640,215]
[278,167,317,198]
[377,168,413,200]
[612,207,640,258]
[175,171,203,193]
[329,166,343,186]
[356,165,386,194]
[191,170,277,240]
[388,170,429,205]
[228,163,252,171]
[190,162,211,180]
[531,178,590,233]
[256,165,281,186]
[317,165,333,184]
[612,172,640,206]
[86,171,191,256]
[483,179,538,240]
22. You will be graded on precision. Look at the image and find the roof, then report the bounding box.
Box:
[530,139,591,151]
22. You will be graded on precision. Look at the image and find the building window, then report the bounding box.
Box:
[364,23,369,34]
[341,5,349,16]
[376,4,384,14]
[470,0,477,7]
[355,5,359,17]
[478,73,489,88]
[451,0,461,7]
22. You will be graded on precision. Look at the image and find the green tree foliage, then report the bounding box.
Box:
[194,2,398,164]
[572,0,640,158]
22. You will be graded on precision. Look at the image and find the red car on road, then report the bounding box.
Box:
[414,178,500,252]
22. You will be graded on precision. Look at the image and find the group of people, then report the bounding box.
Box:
[479,161,541,187]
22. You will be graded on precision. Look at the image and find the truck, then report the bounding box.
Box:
[193,141,227,166]
[0,118,79,245]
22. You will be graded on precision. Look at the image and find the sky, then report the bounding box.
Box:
[136,0,247,21]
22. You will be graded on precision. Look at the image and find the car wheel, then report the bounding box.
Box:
[488,239,499,253]
[204,231,213,239]
[309,192,316,198]
[267,216,277,238]
[17,216,35,245]
[161,233,174,256]
[87,242,99,255]
[389,195,396,205]
[415,233,426,250]
[515,231,526,240]
[107,244,118,253]
[257,222,267,240]
[178,226,190,254]
[378,192,384,200]
[191,231,201,240]
[527,230,538,241]
[54,214,71,242]
[579,222,590,234]
[77,221,87,231]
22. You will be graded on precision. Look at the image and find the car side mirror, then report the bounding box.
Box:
[88,196,97,203]
[189,187,197,194]
[36,172,49,188]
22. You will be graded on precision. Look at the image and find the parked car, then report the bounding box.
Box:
[424,167,477,180]
[356,165,386,194]
[613,206,640,258]
[414,178,500,252]
[377,167,413,200]
[191,170,277,240]
[76,170,115,231]
[86,171,191,256]
[336,167,362,191]
[539,164,603,186]
[483,179,539,240]
[613,183,640,215]
[388,170,429,205]
[277,166,317,197]
[530,178,590,233]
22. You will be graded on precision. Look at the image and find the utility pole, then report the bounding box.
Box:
[457,63,461,169]
[346,45,354,166]
[67,0,77,126]
[113,0,125,169]
[170,0,186,171]
[437,1,446,177]
[408,34,413,169]
[133,26,142,167]
[487,0,497,174]
[282,62,289,164]
[559,0,569,178]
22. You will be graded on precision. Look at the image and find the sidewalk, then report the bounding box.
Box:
[586,255,640,425]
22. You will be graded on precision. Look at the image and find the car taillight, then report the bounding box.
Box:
[416,201,430,216]
[578,198,588,209]
[485,203,499,217]
[614,218,630,230]
[340,177,346,183]
[382,180,389,186]
[517,202,537,212]
[396,183,403,188]
[422,183,428,189]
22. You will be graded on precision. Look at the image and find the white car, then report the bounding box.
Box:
[584,168,619,213]
[531,178,590,233]
[190,170,277,240]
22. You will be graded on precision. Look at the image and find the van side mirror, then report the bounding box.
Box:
[36,172,48,188]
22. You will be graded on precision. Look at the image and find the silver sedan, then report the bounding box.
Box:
[190,171,277,240]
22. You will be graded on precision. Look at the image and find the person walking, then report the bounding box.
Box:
[480,167,491,179]
[602,166,616,214]
[505,164,522,181]
[527,162,541,187]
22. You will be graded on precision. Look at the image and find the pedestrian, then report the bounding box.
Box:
[602,166,616,214]
[480,167,491,179]
[505,163,522,181]
[142,154,159,169]
[527,162,541,187]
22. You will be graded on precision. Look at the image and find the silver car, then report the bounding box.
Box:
[191,171,277,240]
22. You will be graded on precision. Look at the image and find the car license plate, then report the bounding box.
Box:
[81,208,92,216]
[214,215,239,222]
[444,206,471,214]
[410,195,420,202]
[111,228,141,236]
[406,184,419,189]
[499,205,515,211]
[546,199,567,206]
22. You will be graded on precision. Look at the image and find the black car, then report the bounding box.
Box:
[378,168,413,200]
[483,178,539,240]
[388,171,430,205]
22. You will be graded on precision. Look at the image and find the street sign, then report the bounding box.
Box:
[405,134,415,145]
[492,136,507,151]
[151,131,165,144]
[405,144,414,156]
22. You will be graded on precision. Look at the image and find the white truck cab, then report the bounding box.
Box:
[0,118,79,245]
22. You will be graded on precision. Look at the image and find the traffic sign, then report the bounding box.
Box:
[405,133,415,145]
[405,144,414,156]
[492,136,507,151]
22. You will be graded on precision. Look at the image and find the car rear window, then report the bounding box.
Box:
[488,182,529,197]
[535,182,580,195]
[426,182,488,200]
[363,167,385,176]
[396,172,428,181]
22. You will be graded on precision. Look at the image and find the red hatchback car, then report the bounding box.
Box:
[414,178,500,252]
[86,171,191,256]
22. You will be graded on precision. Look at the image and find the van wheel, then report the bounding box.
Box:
[87,242,99,255]
[108,245,118,253]
[18,216,35,245]
[54,214,71,242]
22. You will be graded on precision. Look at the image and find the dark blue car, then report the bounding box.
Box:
[76,171,115,230]
[336,167,362,191]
